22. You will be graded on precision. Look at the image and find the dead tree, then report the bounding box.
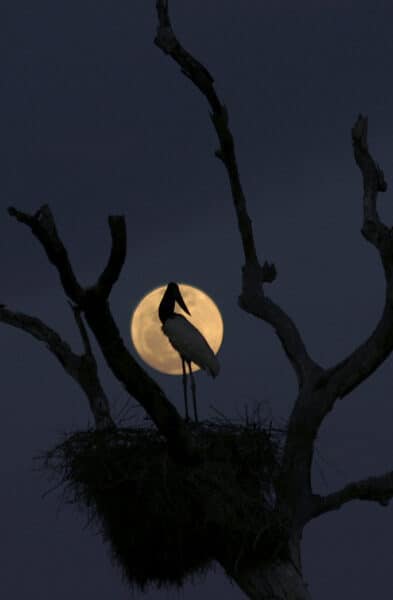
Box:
[2,2,393,598]
[153,0,393,596]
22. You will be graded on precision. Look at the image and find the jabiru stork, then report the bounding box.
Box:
[158,282,220,422]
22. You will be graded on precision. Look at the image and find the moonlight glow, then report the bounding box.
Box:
[130,283,224,375]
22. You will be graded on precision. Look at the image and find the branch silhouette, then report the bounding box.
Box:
[154,0,320,389]
[0,304,114,430]
[7,204,197,464]
[313,469,393,518]
[154,1,393,529]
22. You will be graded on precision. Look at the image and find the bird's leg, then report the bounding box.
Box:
[187,362,198,423]
[181,358,189,421]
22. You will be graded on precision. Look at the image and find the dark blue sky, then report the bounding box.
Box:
[2,1,393,598]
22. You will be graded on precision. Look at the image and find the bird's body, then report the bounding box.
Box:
[158,282,220,422]
[162,314,219,377]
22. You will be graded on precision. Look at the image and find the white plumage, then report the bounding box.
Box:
[162,315,220,377]
[158,282,220,422]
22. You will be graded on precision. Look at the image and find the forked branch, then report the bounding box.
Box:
[8,205,197,463]
[318,116,393,403]
[0,304,114,430]
[279,117,393,527]
[154,6,393,538]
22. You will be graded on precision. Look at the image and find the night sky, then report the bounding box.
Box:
[2,1,393,598]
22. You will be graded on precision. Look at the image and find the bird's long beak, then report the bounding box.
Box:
[175,286,191,316]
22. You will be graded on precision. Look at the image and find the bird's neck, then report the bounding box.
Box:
[158,295,175,324]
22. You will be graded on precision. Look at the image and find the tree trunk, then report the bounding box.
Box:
[219,540,311,600]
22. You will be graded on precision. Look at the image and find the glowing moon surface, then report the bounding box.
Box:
[130,283,224,375]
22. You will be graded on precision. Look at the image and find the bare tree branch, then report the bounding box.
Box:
[0,304,115,430]
[8,205,198,464]
[154,5,393,534]
[155,1,256,267]
[239,272,321,385]
[276,117,393,528]
[0,305,79,373]
[154,0,320,387]
[311,470,393,519]
[95,216,127,298]
[68,301,93,356]
[154,1,327,533]
[318,115,393,401]
[8,205,85,304]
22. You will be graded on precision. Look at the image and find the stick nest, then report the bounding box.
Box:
[42,420,286,591]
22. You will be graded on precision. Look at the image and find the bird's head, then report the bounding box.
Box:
[167,282,191,316]
[159,282,191,323]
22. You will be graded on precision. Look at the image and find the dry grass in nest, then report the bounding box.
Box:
[41,418,286,591]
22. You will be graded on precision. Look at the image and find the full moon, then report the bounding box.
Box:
[130,283,224,375]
